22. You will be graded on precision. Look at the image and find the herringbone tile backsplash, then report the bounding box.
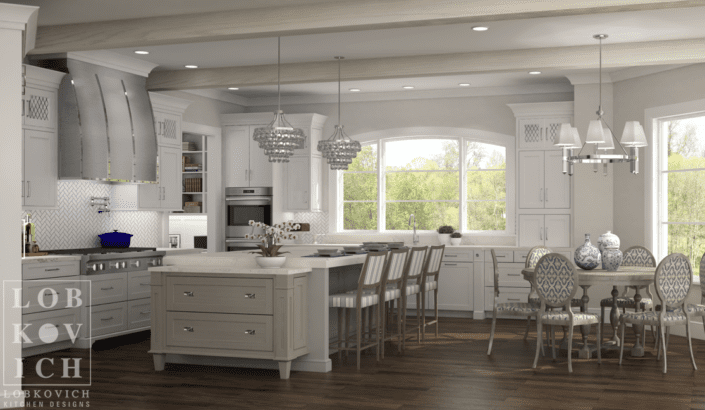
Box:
[293,212,329,243]
[22,181,161,250]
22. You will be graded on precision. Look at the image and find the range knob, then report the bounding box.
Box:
[89,263,105,272]
[130,260,141,268]
[109,261,126,269]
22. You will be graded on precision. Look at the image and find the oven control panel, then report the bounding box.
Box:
[86,256,162,274]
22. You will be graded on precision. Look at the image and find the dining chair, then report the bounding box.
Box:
[487,249,542,356]
[618,253,697,374]
[600,246,656,341]
[399,246,429,352]
[378,248,410,358]
[532,253,601,373]
[329,250,389,369]
[685,253,705,333]
[420,245,445,340]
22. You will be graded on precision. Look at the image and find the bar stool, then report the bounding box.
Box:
[399,246,429,352]
[420,245,445,340]
[379,248,410,358]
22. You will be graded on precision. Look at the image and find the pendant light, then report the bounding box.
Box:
[253,37,306,163]
[554,34,646,175]
[317,56,362,170]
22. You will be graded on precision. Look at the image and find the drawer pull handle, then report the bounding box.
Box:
[244,293,256,299]
[444,263,458,266]
[100,317,114,321]
[45,268,60,271]
[184,326,194,332]
[100,286,114,291]
[507,274,520,277]
[140,310,151,315]
[44,292,59,296]
[244,330,256,335]
[184,291,194,297]
[507,298,521,301]
[445,255,458,257]
[140,283,150,286]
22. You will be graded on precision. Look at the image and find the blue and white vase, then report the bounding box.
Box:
[602,246,622,271]
[575,234,601,270]
[597,231,620,253]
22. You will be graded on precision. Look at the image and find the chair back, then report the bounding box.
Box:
[358,251,389,291]
[654,253,692,310]
[490,249,500,296]
[534,253,579,309]
[405,246,429,285]
[526,246,551,269]
[422,245,445,284]
[382,248,410,289]
[701,253,705,298]
[622,246,657,267]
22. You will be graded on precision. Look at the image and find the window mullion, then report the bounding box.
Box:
[378,141,385,232]
[460,137,467,232]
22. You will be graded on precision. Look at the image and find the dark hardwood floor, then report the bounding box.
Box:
[13,319,705,410]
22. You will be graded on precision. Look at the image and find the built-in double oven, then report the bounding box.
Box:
[225,187,272,252]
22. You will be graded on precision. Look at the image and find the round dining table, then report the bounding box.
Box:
[521,265,655,358]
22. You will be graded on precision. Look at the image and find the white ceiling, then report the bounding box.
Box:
[12,1,705,99]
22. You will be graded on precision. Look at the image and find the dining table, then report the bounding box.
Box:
[521,265,655,358]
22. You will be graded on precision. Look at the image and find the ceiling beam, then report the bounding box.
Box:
[30,0,705,55]
[146,38,705,91]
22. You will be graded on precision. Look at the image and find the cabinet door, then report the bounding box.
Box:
[518,151,544,209]
[436,262,473,311]
[518,118,545,149]
[543,117,572,148]
[154,112,181,148]
[518,214,544,247]
[24,87,56,130]
[223,126,250,187]
[160,146,182,210]
[286,156,310,211]
[544,150,570,209]
[310,155,323,211]
[138,151,162,209]
[544,214,570,248]
[248,125,273,187]
[23,129,57,208]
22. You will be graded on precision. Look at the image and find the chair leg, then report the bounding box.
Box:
[567,324,574,373]
[661,325,668,374]
[397,299,403,354]
[619,318,625,365]
[434,289,439,338]
[381,300,386,360]
[416,293,421,343]
[657,326,662,361]
[487,309,497,355]
[686,319,698,371]
[533,319,543,369]
[524,316,531,340]
[600,305,605,340]
[421,291,427,341]
[596,318,602,365]
[551,325,556,360]
[337,308,343,364]
[356,307,362,370]
[345,308,351,362]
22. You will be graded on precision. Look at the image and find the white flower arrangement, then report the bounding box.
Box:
[245,220,301,257]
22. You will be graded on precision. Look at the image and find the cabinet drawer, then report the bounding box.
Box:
[443,250,472,262]
[498,266,530,288]
[484,250,512,263]
[128,270,151,300]
[23,261,79,280]
[88,272,127,306]
[21,308,81,347]
[166,312,273,352]
[514,250,529,264]
[91,301,128,337]
[166,277,273,315]
[22,275,85,314]
[127,299,151,330]
[484,287,531,311]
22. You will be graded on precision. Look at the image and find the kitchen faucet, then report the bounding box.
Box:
[408,214,419,246]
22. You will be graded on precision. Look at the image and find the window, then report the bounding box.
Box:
[657,114,705,275]
[340,136,508,233]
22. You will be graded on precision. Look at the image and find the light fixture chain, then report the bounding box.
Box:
[598,36,602,118]
[277,37,281,113]
[338,56,341,126]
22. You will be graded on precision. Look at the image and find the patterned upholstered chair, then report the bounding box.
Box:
[329,251,388,369]
[600,246,656,340]
[685,253,705,333]
[532,253,601,373]
[618,253,697,374]
[399,246,430,352]
[378,248,410,358]
[420,245,445,340]
[487,249,542,356]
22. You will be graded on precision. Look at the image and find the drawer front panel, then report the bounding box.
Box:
[514,250,529,264]
[22,275,85,314]
[166,312,273,352]
[127,299,151,330]
[166,277,273,315]
[498,266,530,288]
[484,287,531,311]
[128,270,151,300]
[88,272,127,306]
[91,301,128,337]
[442,250,472,262]
[23,261,79,280]
[22,308,81,347]
[484,250,513,263]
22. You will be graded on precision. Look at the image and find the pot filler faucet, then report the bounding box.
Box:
[409,214,419,246]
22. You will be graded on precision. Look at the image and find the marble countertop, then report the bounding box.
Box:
[155,248,206,255]
[22,255,82,265]
[149,265,312,275]
[162,247,367,269]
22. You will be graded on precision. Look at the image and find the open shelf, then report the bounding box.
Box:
[180,132,207,214]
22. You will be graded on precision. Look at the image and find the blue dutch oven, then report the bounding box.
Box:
[99,230,133,248]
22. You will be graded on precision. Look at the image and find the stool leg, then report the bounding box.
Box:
[416,293,421,343]
[356,306,362,370]
[397,298,403,353]
[434,289,439,338]
[375,304,381,362]
[381,299,386,359]
[345,308,351,362]
[337,308,343,363]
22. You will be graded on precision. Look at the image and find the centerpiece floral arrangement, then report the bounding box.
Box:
[245,220,301,257]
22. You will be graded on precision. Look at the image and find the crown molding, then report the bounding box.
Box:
[507,101,574,118]
[565,73,614,85]
[0,3,38,56]
[608,64,692,83]
[64,50,159,77]
[24,64,65,88]
[181,88,248,107]
[149,92,192,114]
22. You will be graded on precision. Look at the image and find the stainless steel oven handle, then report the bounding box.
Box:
[225,239,260,244]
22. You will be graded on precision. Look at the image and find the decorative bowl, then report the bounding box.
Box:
[255,256,286,268]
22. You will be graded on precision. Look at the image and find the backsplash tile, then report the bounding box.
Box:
[293,212,328,243]
[22,181,161,250]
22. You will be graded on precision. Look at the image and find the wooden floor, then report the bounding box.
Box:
[14,318,705,410]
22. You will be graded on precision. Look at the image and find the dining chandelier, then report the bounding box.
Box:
[554,34,647,176]
[253,37,306,163]
[317,56,362,170]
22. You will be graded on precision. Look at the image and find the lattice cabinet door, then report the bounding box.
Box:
[23,87,56,131]
[543,117,572,148]
[518,118,545,149]
[154,111,182,148]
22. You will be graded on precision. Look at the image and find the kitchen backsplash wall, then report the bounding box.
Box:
[22,181,161,250]
[168,215,207,249]
[293,211,329,243]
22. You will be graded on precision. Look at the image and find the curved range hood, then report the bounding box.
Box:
[34,55,159,183]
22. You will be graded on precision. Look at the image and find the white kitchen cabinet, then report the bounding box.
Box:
[248,127,273,187]
[23,129,57,208]
[517,117,572,149]
[23,86,56,130]
[518,214,570,248]
[436,261,473,311]
[114,145,183,211]
[285,156,323,212]
[223,124,272,188]
[518,150,570,209]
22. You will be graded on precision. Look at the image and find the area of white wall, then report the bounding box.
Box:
[161,90,245,128]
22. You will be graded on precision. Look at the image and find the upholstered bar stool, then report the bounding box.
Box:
[420,245,445,340]
[329,251,388,369]
[400,246,429,351]
[378,248,410,358]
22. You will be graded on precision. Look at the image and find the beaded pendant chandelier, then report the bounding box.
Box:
[253,37,306,163]
[317,56,361,170]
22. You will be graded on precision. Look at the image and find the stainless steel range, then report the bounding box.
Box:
[45,247,165,275]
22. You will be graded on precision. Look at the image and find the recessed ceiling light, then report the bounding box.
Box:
[349,88,361,92]
[472,26,488,32]
[228,87,239,90]
[529,71,542,75]
[185,65,198,69]
[402,86,414,89]
[459,83,471,87]
[134,50,149,55]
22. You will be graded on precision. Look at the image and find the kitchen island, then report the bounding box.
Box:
[149,247,366,376]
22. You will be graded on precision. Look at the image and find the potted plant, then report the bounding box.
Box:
[437,225,454,246]
[245,220,300,268]
[450,232,462,246]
